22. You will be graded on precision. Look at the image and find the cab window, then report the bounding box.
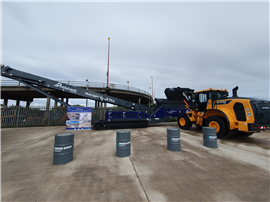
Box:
[199,93,207,103]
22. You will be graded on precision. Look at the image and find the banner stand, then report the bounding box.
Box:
[66,107,92,130]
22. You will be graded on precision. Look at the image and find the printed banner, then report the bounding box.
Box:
[66,107,92,130]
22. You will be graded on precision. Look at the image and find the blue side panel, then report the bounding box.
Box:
[181,109,188,113]
[114,112,124,119]
[165,109,180,117]
[105,112,109,121]
[105,111,150,121]
[104,108,186,122]
[165,109,187,117]
[125,111,138,119]
[139,112,149,119]
[105,111,124,121]
[152,107,165,118]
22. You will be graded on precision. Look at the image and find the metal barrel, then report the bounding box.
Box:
[203,127,218,148]
[167,128,181,151]
[53,133,74,165]
[116,130,131,157]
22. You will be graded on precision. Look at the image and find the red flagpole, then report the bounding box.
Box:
[107,37,110,88]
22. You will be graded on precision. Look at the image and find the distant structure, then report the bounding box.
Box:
[1,80,153,109]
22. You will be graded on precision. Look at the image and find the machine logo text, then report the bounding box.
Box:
[54,82,77,93]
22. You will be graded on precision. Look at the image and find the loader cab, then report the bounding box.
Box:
[191,89,228,111]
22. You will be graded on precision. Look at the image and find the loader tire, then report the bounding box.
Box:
[178,114,192,130]
[205,116,230,139]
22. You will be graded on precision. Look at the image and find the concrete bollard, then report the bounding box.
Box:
[116,130,131,157]
[203,127,218,148]
[53,133,74,165]
[167,128,181,151]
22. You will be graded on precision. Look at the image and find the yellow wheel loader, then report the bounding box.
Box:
[169,86,270,138]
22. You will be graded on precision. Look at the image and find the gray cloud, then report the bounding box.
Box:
[1,2,269,107]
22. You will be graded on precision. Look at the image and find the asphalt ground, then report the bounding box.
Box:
[1,123,269,202]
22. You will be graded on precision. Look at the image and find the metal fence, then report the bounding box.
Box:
[0,106,131,128]
[1,106,67,128]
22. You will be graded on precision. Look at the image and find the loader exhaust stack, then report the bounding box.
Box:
[232,86,238,97]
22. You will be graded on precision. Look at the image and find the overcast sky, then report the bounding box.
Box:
[1,1,269,107]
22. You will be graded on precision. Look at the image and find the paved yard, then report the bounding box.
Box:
[1,123,269,201]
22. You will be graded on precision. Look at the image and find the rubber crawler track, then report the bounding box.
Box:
[94,121,148,130]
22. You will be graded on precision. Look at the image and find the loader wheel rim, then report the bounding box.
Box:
[180,118,186,126]
[209,121,220,133]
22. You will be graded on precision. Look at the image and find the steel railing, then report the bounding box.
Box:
[1,80,152,97]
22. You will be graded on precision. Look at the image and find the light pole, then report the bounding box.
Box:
[151,76,154,100]
[127,81,129,90]
[86,77,89,107]
[107,37,110,88]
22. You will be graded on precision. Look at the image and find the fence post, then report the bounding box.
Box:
[48,109,51,126]
[16,105,21,128]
